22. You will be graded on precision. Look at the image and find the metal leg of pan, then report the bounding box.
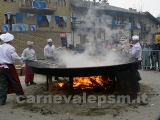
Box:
[68,76,74,96]
[46,76,49,91]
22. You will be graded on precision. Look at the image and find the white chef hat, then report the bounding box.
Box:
[47,38,52,42]
[132,35,139,41]
[0,33,14,42]
[27,41,33,45]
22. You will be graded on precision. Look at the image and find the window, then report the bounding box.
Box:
[111,15,116,21]
[23,0,32,7]
[38,16,49,27]
[4,14,16,30]
[57,0,66,7]
[117,13,123,24]
[129,17,134,22]
[97,30,101,39]
[58,17,67,28]
[80,35,86,45]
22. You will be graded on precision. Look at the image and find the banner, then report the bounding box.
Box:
[112,20,115,28]
[27,13,34,17]
[2,24,10,32]
[137,23,141,29]
[6,12,11,19]
[131,22,136,29]
[71,16,77,21]
[55,16,60,24]
[37,14,43,24]
[12,24,28,31]
[30,24,36,31]
[46,15,52,23]
[62,16,67,23]
[16,13,23,23]
[33,1,47,8]
[60,32,66,38]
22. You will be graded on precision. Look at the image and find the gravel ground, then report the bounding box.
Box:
[0,70,160,120]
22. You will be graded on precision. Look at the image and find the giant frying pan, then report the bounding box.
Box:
[29,59,137,77]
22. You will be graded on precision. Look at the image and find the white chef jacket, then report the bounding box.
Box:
[129,42,142,61]
[21,48,37,61]
[0,43,23,68]
[44,44,55,59]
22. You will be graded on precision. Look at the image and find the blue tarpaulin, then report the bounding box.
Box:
[98,18,102,24]
[131,22,136,29]
[16,13,23,23]
[55,16,60,24]
[71,17,77,21]
[37,14,43,24]
[2,24,10,32]
[33,1,47,8]
[112,20,115,28]
[146,27,149,31]
[30,24,36,31]
[12,24,28,31]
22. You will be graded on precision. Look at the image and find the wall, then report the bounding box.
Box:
[10,31,61,59]
[71,9,144,44]
[0,0,71,33]
[0,0,71,54]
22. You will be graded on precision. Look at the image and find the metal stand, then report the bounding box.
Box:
[68,76,74,96]
[46,76,49,91]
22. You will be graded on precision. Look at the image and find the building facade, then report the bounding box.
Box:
[70,0,160,45]
[0,0,72,58]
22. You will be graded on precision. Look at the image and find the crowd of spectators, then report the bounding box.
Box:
[140,39,160,71]
[66,38,160,71]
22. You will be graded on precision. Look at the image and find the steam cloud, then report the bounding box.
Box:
[56,45,129,68]
[55,1,130,68]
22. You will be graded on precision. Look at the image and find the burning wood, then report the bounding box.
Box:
[51,76,114,94]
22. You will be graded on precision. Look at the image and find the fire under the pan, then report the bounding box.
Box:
[29,60,140,100]
[51,75,118,95]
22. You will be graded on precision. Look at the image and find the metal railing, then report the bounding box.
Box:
[141,50,160,71]
[71,21,92,29]
[19,0,57,10]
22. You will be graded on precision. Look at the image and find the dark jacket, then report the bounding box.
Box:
[149,43,157,56]
[156,44,160,62]
[157,44,160,50]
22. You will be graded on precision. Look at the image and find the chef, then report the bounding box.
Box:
[0,33,25,105]
[0,31,3,44]
[44,38,56,59]
[21,41,37,86]
[129,35,142,81]
[44,38,59,82]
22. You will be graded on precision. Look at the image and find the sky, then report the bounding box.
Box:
[96,0,160,17]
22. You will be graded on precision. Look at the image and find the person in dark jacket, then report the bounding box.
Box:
[149,39,157,71]
[141,43,151,70]
[156,40,160,71]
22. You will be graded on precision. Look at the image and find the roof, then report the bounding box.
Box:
[71,1,138,14]
[142,12,160,24]
[157,13,160,18]
[71,2,160,25]
[100,4,138,14]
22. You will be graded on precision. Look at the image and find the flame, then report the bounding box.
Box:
[56,76,113,90]
[58,82,65,87]
[73,76,106,89]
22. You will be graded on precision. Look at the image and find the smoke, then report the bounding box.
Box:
[73,1,129,41]
[56,44,129,68]
[55,1,131,68]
